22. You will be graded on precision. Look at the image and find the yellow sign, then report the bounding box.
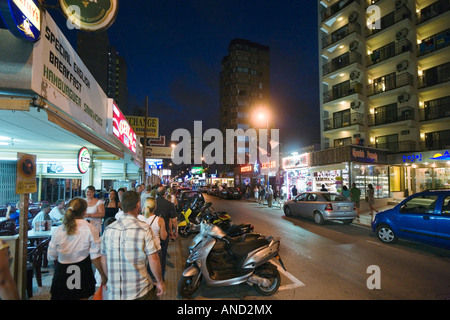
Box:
[16,153,37,194]
[125,116,159,138]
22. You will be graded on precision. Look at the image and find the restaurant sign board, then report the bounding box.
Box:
[77,147,90,174]
[59,0,118,32]
[0,0,41,41]
[31,11,109,141]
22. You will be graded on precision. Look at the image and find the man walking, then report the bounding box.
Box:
[267,185,274,207]
[155,186,178,280]
[350,183,361,218]
[101,191,164,300]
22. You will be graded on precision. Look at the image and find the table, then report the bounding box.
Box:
[27,226,57,239]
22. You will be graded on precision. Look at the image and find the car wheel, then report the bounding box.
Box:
[376,224,398,244]
[313,211,325,225]
[284,206,292,217]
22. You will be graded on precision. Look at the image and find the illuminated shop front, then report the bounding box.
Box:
[306,145,389,199]
[389,150,450,196]
[282,153,311,199]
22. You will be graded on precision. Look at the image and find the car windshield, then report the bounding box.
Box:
[322,193,347,201]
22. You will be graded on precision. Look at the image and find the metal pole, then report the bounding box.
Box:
[142,97,148,184]
[17,194,29,299]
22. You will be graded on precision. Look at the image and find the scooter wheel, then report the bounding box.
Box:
[253,263,281,296]
[177,274,201,298]
[179,226,191,238]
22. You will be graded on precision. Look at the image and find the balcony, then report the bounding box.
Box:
[416,0,450,25]
[367,72,414,96]
[421,129,450,150]
[419,98,450,121]
[323,81,362,103]
[418,62,450,88]
[322,22,361,49]
[323,51,362,76]
[366,6,411,38]
[367,39,413,67]
[370,140,416,153]
[368,106,414,126]
[324,111,364,131]
[321,0,361,22]
[418,29,450,57]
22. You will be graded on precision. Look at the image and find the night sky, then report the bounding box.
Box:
[54,1,321,154]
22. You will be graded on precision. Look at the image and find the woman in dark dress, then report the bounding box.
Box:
[102,189,121,232]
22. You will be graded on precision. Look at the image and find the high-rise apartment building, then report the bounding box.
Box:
[220,39,271,133]
[318,0,450,153]
[77,32,129,110]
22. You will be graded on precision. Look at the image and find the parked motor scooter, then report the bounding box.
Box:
[177,196,206,237]
[177,221,286,298]
[203,203,254,237]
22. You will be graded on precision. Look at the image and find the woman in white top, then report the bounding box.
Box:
[84,185,105,236]
[48,198,107,300]
[143,198,167,252]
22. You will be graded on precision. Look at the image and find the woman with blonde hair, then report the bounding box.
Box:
[48,198,107,300]
[143,197,167,252]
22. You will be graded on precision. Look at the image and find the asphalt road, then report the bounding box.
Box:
[186,194,450,300]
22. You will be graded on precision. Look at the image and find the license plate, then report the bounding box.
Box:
[339,206,350,210]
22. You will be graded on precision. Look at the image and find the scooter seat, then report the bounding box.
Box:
[229,239,269,257]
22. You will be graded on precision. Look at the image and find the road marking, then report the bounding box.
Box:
[270,260,306,291]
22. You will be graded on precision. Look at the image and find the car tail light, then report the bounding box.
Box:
[325,203,333,211]
[353,203,356,211]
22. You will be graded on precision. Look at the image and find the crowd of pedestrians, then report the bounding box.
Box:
[0,182,180,300]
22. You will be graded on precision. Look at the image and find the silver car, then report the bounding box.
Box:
[283,192,357,225]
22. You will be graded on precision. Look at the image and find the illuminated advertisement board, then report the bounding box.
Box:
[112,101,136,153]
[0,0,41,41]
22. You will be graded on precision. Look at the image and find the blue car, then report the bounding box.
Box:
[372,190,450,249]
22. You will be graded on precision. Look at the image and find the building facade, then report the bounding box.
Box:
[318,0,450,195]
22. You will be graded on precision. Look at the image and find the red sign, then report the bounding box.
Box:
[241,165,252,173]
[262,161,277,169]
[112,102,136,153]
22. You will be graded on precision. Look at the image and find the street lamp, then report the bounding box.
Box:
[253,107,271,189]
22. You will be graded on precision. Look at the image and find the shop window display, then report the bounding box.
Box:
[313,166,349,193]
[352,164,389,199]
[286,169,312,195]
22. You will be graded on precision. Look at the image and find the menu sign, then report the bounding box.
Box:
[32,11,108,140]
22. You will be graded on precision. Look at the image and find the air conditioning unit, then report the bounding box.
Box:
[395,0,407,10]
[398,93,410,103]
[350,70,360,81]
[349,41,359,52]
[396,28,408,40]
[396,60,409,72]
[350,101,361,109]
[348,11,359,23]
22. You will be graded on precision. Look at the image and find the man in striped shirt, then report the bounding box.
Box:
[101,191,164,300]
